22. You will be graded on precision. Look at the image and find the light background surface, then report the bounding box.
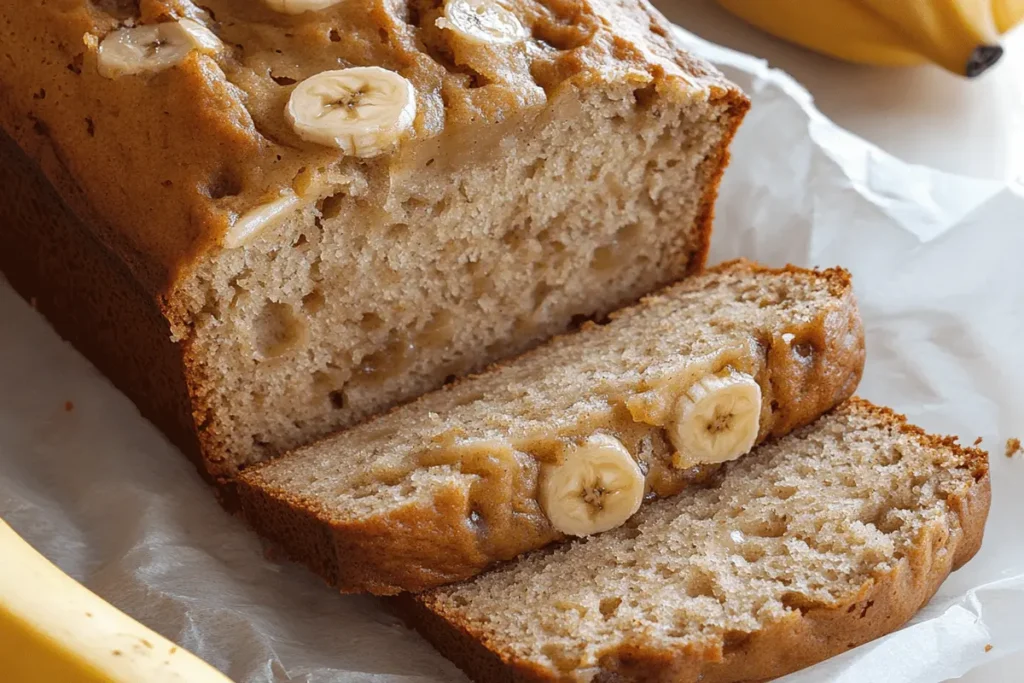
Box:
[657,0,1024,184]
[1,7,1023,682]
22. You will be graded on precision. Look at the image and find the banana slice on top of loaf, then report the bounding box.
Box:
[236,261,866,594]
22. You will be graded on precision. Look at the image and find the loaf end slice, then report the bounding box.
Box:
[237,261,865,594]
[401,399,990,683]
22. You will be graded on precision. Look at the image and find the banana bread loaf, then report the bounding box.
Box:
[0,0,748,483]
[401,399,991,682]
[237,261,865,594]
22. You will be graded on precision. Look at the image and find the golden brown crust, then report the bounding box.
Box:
[398,399,991,683]
[393,593,557,683]
[235,260,865,595]
[0,0,743,287]
[685,90,751,278]
[0,129,212,482]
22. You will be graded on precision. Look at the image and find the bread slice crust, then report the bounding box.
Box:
[236,261,866,594]
[399,399,991,683]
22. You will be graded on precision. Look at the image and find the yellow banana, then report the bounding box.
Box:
[716,0,1021,77]
[993,0,1024,31]
[0,518,234,683]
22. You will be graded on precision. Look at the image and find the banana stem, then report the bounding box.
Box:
[966,44,1004,76]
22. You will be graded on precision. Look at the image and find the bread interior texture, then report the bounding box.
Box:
[177,83,731,475]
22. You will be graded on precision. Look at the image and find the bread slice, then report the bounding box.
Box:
[237,261,865,594]
[401,399,990,683]
[0,0,747,484]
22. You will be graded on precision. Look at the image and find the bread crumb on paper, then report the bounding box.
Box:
[1006,438,1022,458]
[985,644,994,653]
[973,436,983,446]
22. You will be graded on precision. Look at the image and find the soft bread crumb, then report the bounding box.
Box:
[248,263,858,518]
[1006,438,1022,458]
[185,82,741,479]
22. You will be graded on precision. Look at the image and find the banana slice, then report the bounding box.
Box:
[669,370,761,469]
[539,434,645,537]
[438,0,527,45]
[263,0,344,13]
[97,19,222,79]
[285,67,417,157]
[224,192,302,249]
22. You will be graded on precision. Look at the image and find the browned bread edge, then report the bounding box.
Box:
[395,398,991,683]
[0,130,212,484]
[685,88,750,279]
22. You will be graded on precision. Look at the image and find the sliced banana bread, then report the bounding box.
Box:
[402,399,990,683]
[0,0,747,483]
[237,261,865,594]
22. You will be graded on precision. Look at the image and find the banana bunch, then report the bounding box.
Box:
[0,518,234,683]
[716,0,1024,77]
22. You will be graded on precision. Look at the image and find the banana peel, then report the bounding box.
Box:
[994,0,1024,31]
[0,518,234,683]
[716,0,1024,77]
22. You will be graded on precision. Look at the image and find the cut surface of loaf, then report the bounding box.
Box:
[403,399,991,683]
[237,261,865,594]
[0,0,747,483]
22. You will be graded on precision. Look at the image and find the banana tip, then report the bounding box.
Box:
[966,45,1003,78]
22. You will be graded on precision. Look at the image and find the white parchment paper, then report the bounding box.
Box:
[1,27,1022,683]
